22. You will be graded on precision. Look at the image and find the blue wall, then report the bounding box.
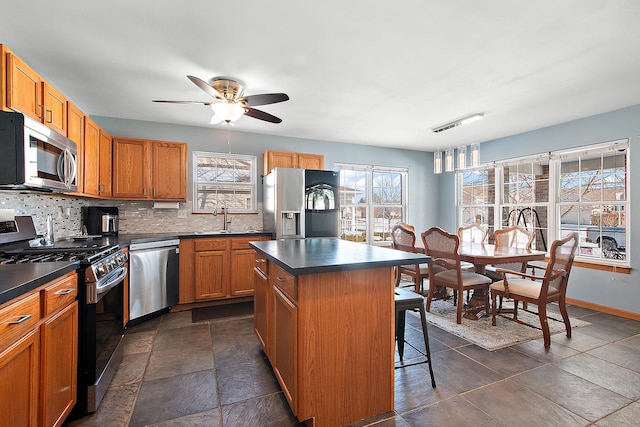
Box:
[437,105,640,315]
[93,116,438,234]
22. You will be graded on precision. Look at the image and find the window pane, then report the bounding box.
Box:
[193,152,257,213]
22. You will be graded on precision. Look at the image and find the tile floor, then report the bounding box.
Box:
[65,304,640,427]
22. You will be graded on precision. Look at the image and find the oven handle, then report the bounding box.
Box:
[94,267,127,303]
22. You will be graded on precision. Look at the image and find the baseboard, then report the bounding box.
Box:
[171,296,254,312]
[566,297,640,321]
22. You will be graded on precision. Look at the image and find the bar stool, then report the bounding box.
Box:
[395,287,436,388]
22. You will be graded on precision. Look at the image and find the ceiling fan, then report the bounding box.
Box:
[153,75,289,124]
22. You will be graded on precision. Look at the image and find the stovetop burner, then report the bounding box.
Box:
[0,245,118,265]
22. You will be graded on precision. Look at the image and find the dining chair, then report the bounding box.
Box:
[391,223,429,293]
[490,232,579,347]
[485,225,535,281]
[457,223,488,244]
[421,227,492,324]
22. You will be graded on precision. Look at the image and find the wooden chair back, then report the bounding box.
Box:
[493,226,534,250]
[457,223,488,244]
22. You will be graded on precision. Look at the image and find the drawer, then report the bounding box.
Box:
[195,238,229,251]
[42,271,77,317]
[255,256,268,276]
[231,235,270,250]
[271,263,297,303]
[0,291,40,353]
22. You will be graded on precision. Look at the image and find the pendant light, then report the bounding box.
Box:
[444,149,454,172]
[471,143,480,167]
[457,146,467,170]
[434,151,443,174]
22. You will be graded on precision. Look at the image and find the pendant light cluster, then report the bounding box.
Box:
[432,113,484,174]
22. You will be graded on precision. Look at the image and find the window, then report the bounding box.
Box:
[457,139,629,265]
[336,163,408,245]
[192,151,257,213]
[556,141,628,262]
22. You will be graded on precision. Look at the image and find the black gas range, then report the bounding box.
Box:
[0,215,127,416]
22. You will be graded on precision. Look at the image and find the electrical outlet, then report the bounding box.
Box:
[177,210,187,218]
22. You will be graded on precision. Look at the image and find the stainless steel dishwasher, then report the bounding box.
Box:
[128,239,180,323]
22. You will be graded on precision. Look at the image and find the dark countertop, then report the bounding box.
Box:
[250,238,430,276]
[0,231,271,307]
[0,261,79,306]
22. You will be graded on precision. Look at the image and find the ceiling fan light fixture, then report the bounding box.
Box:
[210,102,245,124]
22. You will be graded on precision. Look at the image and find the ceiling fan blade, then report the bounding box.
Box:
[152,99,213,105]
[244,107,283,123]
[187,75,226,102]
[241,93,289,107]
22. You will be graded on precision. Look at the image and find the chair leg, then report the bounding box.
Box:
[513,299,519,321]
[491,291,498,326]
[559,296,572,339]
[394,267,401,287]
[455,290,463,324]
[396,308,406,360]
[418,305,436,388]
[538,304,551,347]
[425,283,434,312]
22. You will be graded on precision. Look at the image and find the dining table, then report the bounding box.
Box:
[415,240,547,319]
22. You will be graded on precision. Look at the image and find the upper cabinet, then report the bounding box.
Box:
[112,137,187,201]
[4,47,68,135]
[82,117,112,197]
[6,52,42,122]
[263,150,324,175]
[42,82,67,135]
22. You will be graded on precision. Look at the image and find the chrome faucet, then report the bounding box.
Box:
[213,200,231,231]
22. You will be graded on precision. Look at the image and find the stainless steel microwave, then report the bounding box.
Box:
[0,111,77,192]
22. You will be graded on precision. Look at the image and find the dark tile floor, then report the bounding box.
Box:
[65,304,640,427]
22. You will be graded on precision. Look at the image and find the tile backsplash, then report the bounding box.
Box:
[0,191,263,240]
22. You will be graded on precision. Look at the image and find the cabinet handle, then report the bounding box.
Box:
[276,276,286,282]
[9,314,32,325]
[255,259,265,263]
[54,289,74,295]
[38,104,44,119]
[46,109,53,123]
[143,188,147,196]
[153,188,157,197]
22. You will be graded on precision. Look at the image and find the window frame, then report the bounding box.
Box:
[192,151,258,214]
[456,139,630,267]
[336,163,409,245]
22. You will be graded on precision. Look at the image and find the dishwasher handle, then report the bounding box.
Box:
[129,239,180,251]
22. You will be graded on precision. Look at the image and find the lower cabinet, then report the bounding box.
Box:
[0,271,78,427]
[273,286,297,414]
[253,259,269,352]
[179,236,270,304]
[0,328,40,427]
[40,301,78,427]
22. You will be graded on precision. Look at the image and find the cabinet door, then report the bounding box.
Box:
[253,266,269,353]
[112,138,149,198]
[98,129,112,197]
[67,102,84,193]
[82,117,100,196]
[6,53,42,122]
[42,82,67,135]
[0,328,40,427]
[297,153,324,170]
[152,142,186,200]
[230,249,256,297]
[194,250,229,300]
[264,150,297,174]
[40,301,77,427]
[273,286,297,415]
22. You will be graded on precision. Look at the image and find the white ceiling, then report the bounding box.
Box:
[2,1,639,152]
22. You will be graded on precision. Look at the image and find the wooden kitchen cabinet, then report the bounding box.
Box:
[6,52,43,123]
[66,102,84,193]
[253,257,269,353]
[263,150,324,174]
[0,270,78,427]
[273,284,298,414]
[42,82,67,136]
[194,238,230,301]
[179,235,271,304]
[112,137,186,201]
[82,117,112,197]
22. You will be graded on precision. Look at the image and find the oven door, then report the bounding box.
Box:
[78,266,126,414]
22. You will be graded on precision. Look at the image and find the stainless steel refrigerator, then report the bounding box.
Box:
[263,168,340,239]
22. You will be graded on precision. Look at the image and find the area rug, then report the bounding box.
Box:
[415,299,591,351]
[192,301,254,323]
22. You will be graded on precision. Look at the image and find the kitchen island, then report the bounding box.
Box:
[250,238,430,427]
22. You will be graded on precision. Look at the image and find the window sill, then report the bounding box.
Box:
[537,257,631,274]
